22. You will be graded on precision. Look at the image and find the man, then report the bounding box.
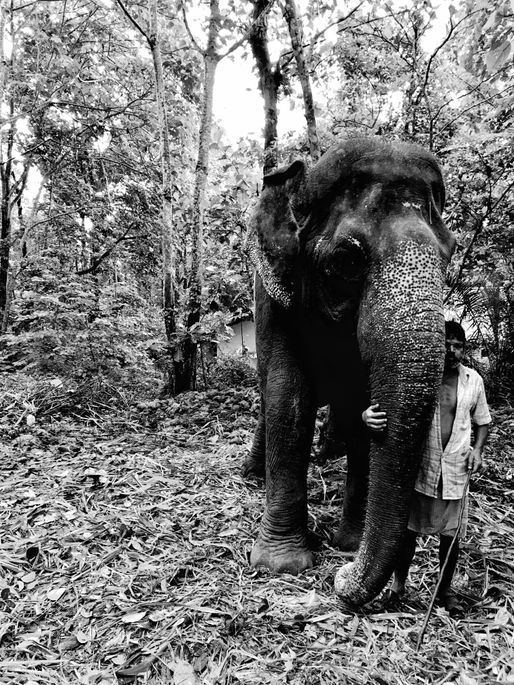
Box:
[362,320,491,615]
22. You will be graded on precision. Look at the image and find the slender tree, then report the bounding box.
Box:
[181,0,267,388]
[149,0,177,363]
[117,0,262,391]
[0,0,28,332]
[116,0,186,391]
[182,0,222,389]
[281,0,320,160]
[249,0,280,173]
[0,0,12,331]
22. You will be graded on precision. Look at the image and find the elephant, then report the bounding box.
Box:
[243,136,455,607]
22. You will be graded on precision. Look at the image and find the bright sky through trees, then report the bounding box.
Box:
[213,0,451,143]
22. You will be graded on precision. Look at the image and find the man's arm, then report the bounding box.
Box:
[468,423,490,473]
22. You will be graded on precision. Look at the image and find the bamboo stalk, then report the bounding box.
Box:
[416,469,472,650]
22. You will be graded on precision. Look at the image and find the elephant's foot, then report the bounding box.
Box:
[333,521,363,552]
[250,536,313,575]
[241,456,265,482]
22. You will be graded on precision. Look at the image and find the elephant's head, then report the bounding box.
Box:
[250,137,455,605]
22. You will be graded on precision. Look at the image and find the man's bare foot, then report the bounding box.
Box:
[382,587,404,610]
[436,591,464,618]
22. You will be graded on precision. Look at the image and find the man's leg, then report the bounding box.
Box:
[437,534,463,617]
[438,534,459,594]
[390,529,418,595]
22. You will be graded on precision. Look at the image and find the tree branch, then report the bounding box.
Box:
[76,223,142,275]
[444,215,484,303]
[310,2,362,46]
[115,0,152,46]
[439,83,514,135]
[431,69,507,126]
[9,165,29,208]
[444,176,514,303]
[26,206,90,232]
[181,0,203,53]
[219,0,276,59]
[361,23,414,69]
[387,5,413,47]
[420,9,481,101]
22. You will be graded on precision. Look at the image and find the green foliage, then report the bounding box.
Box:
[2,254,162,395]
[203,180,255,316]
[201,354,258,391]
[443,129,513,402]
[1,0,513,402]
[461,0,513,78]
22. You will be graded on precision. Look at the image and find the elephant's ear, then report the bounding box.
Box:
[247,160,308,308]
[428,175,456,263]
[431,179,445,214]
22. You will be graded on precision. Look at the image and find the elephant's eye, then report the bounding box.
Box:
[328,246,367,281]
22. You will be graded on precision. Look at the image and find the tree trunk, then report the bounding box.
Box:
[250,0,279,174]
[149,0,184,393]
[0,0,13,332]
[0,172,12,333]
[404,20,420,140]
[282,0,320,161]
[183,0,221,390]
[19,177,44,257]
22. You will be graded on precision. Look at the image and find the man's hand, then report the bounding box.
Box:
[362,402,387,433]
[469,424,489,474]
[468,446,484,473]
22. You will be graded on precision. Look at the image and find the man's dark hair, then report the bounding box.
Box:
[445,320,466,343]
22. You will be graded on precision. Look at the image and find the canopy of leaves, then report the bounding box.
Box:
[0,0,512,400]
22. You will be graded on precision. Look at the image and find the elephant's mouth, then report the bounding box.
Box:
[318,296,359,322]
[311,238,368,321]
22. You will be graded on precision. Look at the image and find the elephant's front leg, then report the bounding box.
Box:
[333,413,370,551]
[242,406,266,480]
[250,358,316,575]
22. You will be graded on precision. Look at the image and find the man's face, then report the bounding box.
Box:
[445,336,464,370]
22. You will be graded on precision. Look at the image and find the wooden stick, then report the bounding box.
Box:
[415,469,472,650]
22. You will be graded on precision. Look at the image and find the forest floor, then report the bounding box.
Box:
[0,373,513,685]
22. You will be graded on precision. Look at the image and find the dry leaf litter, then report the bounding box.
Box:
[0,377,513,684]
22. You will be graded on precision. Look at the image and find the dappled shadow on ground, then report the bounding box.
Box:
[0,386,513,684]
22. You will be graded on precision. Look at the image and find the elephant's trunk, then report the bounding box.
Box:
[335,237,445,606]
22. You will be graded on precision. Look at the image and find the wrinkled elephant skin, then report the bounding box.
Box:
[245,137,456,607]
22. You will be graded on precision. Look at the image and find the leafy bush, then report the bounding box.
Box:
[201,354,258,391]
[2,258,162,396]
